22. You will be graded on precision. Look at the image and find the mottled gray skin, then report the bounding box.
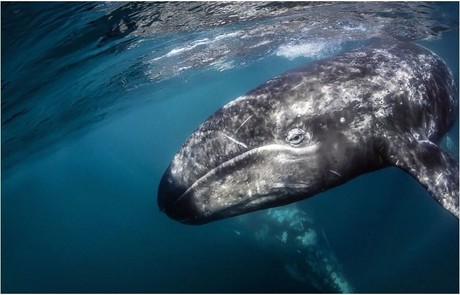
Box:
[158,40,458,224]
[234,204,354,293]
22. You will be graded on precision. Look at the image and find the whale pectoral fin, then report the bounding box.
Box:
[386,138,459,218]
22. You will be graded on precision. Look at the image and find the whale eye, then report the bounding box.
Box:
[286,128,308,146]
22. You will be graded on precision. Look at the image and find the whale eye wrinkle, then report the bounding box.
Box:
[286,128,307,146]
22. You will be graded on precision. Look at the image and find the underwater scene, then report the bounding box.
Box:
[2,2,459,293]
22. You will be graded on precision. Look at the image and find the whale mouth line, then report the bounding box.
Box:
[172,142,320,207]
[188,184,313,223]
[179,192,281,224]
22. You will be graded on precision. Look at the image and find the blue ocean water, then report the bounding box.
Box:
[2,2,459,293]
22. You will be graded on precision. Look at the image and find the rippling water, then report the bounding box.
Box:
[2,2,459,293]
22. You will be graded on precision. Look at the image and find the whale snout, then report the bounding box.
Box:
[157,166,201,224]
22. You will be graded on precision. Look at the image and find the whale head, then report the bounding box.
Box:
[157,73,380,224]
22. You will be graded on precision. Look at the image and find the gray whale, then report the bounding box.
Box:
[233,203,354,293]
[158,40,458,224]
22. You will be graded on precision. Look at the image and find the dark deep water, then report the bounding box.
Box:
[1,2,459,293]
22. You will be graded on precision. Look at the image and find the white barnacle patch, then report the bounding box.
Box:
[342,114,372,144]
[290,99,314,115]
[281,231,288,243]
[267,207,299,224]
[339,117,345,123]
[171,155,184,176]
[296,229,317,247]
[417,54,435,80]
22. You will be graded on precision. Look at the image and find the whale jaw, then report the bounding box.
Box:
[158,144,322,224]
